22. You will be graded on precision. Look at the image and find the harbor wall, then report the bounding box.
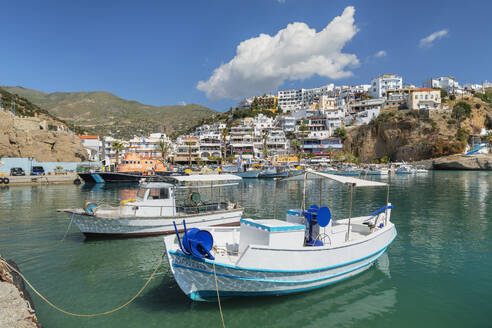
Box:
[0,157,100,175]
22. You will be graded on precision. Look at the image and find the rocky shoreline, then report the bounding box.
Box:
[0,259,41,328]
[414,154,492,170]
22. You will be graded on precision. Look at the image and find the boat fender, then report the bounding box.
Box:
[120,198,136,206]
[0,178,4,184]
[83,201,98,215]
[73,178,81,185]
[3,177,9,185]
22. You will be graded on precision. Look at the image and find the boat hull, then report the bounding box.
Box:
[165,224,397,301]
[68,210,243,237]
[78,172,183,184]
[231,171,260,178]
[258,172,289,179]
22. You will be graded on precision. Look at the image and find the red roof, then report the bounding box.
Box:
[412,88,438,92]
[78,135,99,139]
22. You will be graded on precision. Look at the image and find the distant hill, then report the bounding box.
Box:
[1,86,217,139]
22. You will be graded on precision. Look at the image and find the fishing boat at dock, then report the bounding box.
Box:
[59,174,244,237]
[164,170,397,301]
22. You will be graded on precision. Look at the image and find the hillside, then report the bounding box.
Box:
[0,89,88,161]
[1,86,217,139]
[345,94,492,163]
[0,88,82,133]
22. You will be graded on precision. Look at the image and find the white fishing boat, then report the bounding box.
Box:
[59,174,244,237]
[395,165,415,175]
[365,166,390,176]
[164,170,397,301]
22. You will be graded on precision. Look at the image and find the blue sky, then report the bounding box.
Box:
[1,0,491,111]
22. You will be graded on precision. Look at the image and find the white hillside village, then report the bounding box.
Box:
[74,74,492,165]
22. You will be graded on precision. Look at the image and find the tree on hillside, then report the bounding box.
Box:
[111,141,125,166]
[452,101,472,127]
[485,131,492,153]
[334,127,347,141]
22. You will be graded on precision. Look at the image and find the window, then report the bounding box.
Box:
[136,188,147,199]
[149,188,169,200]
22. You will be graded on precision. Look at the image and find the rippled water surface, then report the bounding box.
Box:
[0,172,491,327]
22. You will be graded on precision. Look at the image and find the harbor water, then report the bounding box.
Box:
[0,171,491,327]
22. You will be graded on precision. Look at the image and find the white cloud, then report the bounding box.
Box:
[277,0,286,3]
[375,50,387,58]
[419,29,448,48]
[197,6,359,100]
[178,101,186,106]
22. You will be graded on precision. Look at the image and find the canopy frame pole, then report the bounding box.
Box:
[301,172,308,213]
[274,180,278,220]
[346,183,354,242]
[385,185,390,225]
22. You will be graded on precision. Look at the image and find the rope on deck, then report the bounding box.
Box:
[0,253,165,317]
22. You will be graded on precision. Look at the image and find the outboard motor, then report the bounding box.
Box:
[173,221,215,260]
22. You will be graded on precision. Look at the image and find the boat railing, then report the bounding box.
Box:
[121,201,239,217]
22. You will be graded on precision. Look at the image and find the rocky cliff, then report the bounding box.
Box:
[345,96,492,163]
[0,110,88,162]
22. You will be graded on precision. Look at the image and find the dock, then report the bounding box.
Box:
[0,173,81,186]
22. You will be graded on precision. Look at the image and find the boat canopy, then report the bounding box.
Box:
[171,174,242,183]
[305,170,387,187]
[139,182,174,189]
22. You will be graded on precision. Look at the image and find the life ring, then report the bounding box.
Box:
[83,201,98,215]
[3,177,9,185]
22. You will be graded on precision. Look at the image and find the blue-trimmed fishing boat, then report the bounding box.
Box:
[258,166,289,179]
[164,170,397,301]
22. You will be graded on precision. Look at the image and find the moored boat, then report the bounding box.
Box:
[165,170,397,301]
[59,174,244,237]
[258,166,289,179]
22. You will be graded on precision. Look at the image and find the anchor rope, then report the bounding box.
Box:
[212,260,226,328]
[0,253,165,317]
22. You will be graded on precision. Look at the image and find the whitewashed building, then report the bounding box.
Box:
[277,84,335,112]
[424,76,460,95]
[370,74,403,98]
[78,136,101,161]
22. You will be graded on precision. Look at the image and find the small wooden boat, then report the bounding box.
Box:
[165,170,397,301]
[59,174,243,237]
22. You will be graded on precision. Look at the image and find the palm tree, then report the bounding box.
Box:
[111,141,125,166]
[298,123,308,161]
[291,139,300,162]
[157,140,170,162]
[262,133,269,159]
[185,141,194,166]
[221,128,229,163]
[327,146,334,161]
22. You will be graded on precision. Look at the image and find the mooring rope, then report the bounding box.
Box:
[212,260,226,328]
[0,253,165,317]
[60,214,74,242]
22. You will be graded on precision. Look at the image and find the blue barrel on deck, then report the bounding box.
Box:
[182,228,214,259]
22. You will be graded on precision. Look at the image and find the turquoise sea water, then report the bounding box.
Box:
[0,172,491,327]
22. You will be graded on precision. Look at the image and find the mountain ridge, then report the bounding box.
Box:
[1,86,217,139]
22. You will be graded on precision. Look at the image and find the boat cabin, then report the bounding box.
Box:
[120,174,242,218]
